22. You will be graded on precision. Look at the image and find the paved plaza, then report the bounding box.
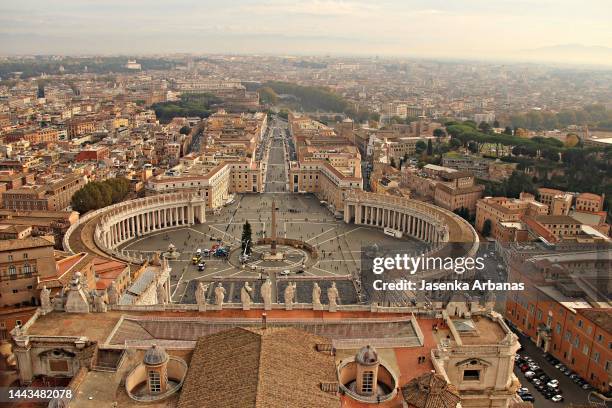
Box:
[118,193,410,303]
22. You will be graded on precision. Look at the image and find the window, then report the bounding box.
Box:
[578,320,583,328]
[23,253,28,259]
[463,370,481,381]
[556,323,561,334]
[361,371,374,394]
[148,370,161,393]
[594,352,600,363]
[596,334,603,343]
[8,265,16,278]
[583,345,589,355]
[23,264,32,277]
[8,255,12,261]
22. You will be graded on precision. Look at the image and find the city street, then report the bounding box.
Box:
[264,120,289,193]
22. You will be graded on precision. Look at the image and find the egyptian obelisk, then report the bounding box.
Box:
[270,199,277,255]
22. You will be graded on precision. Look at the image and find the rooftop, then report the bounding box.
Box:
[178,327,339,408]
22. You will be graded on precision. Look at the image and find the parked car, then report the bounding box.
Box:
[525,371,536,378]
[547,381,559,389]
[582,383,592,390]
[521,394,535,402]
[517,387,530,395]
[551,395,564,403]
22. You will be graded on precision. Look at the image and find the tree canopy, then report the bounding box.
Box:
[151,93,221,123]
[71,178,131,214]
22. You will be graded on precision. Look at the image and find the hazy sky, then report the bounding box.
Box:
[1,0,611,64]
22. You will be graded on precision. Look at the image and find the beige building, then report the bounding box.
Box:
[1,174,87,211]
[537,188,573,216]
[0,236,56,307]
[288,113,363,211]
[433,171,484,215]
[575,192,605,213]
[475,194,548,240]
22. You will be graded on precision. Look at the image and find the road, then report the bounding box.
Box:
[264,121,289,193]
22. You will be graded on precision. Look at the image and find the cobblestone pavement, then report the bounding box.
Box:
[119,193,412,303]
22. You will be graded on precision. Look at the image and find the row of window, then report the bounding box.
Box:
[4,253,29,261]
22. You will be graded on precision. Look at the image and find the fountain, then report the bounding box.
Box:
[162,243,180,260]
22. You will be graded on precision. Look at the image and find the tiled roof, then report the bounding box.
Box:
[401,372,460,408]
[178,327,340,408]
[0,235,54,251]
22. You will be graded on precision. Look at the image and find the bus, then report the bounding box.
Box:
[383,227,403,238]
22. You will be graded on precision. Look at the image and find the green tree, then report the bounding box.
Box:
[433,128,446,138]
[505,171,536,198]
[478,121,492,134]
[415,141,427,154]
[70,177,131,214]
[179,125,191,135]
[426,139,433,156]
[241,221,253,255]
[258,86,279,105]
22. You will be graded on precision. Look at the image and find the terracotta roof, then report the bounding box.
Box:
[178,327,340,408]
[535,215,582,225]
[0,235,54,251]
[401,372,460,408]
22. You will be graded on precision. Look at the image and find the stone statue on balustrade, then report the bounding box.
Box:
[284,282,296,310]
[327,282,340,312]
[312,282,322,310]
[241,282,253,310]
[214,283,226,308]
[40,285,52,314]
[195,282,209,307]
[92,291,108,313]
[261,278,272,310]
[157,282,168,305]
[107,282,119,305]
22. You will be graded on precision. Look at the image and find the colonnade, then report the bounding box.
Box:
[93,193,207,250]
[348,203,441,243]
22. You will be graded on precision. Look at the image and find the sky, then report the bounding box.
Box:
[1,0,611,65]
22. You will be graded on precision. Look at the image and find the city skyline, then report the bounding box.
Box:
[1,0,612,66]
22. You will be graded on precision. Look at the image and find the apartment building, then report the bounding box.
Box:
[433,171,484,215]
[288,113,363,211]
[576,192,605,213]
[0,236,56,308]
[475,194,548,240]
[507,287,611,392]
[537,188,573,216]
[1,174,87,211]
